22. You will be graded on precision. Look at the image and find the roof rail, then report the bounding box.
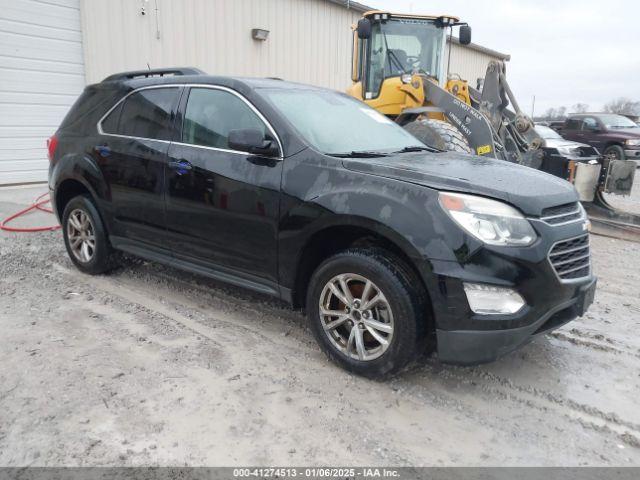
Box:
[102,67,205,82]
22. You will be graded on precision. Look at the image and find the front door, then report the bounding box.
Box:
[97,86,182,249]
[581,116,606,151]
[562,117,585,143]
[164,86,283,288]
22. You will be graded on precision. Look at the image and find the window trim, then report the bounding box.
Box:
[97,84,283,159]
[97,85,181,142]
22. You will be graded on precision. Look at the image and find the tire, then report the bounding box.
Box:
[306,248,428,378]
[603,144,625,161]
[62,195,118,275]
[404,118,473,154]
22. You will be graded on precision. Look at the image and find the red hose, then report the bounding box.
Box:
[0,192,61,232]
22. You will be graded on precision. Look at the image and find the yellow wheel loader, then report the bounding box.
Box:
[347,10,640,240]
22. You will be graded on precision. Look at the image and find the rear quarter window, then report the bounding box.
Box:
[100,102,122,134]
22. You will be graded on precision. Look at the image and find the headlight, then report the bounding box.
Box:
[625,139,640,146]
[439,192,537,246]
[556,146,581,156]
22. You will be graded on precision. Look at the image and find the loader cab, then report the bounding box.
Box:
[348,12,470,116]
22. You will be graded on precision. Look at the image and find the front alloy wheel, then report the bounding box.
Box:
[307,248,427,377]
[319,273,394,361]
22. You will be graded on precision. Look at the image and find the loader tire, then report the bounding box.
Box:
[404,119,472,154]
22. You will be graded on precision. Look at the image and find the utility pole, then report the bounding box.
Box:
[531,95,536,119]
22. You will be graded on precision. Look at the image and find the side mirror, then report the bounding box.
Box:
[356,18,371,39]
[228,129,279,157]
[459,25,472,45]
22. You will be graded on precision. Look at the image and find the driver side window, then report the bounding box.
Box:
[182,88,267,151]
[582,117,597,130]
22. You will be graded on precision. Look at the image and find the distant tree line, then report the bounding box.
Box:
[534,97,640,121]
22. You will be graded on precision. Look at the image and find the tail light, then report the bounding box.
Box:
[47,134,58,162]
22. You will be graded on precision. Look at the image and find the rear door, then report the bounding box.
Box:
[97,86,181,249]
[164,86,283,289]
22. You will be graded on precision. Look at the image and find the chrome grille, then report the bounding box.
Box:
[541,202,582,225]
[549,234,591,280]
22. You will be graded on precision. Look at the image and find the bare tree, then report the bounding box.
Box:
[540,106,569,121]
[571,103,589,113]
[603,97,640,115]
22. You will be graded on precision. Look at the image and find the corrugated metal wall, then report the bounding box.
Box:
[447,41,497,87]
[0,0,86,184]
[80,0,362,89]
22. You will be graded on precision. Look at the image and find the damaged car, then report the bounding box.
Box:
[49,69,597,377]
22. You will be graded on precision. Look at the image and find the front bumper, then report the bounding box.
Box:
[436,277,596,364]
[624,149,640,161]
[418,216,596,365]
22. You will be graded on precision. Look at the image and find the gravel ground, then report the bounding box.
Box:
[1,186,640,467]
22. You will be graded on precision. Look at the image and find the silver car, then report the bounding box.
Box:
[535,125,600,160]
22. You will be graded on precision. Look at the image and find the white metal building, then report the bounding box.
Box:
[0,0,85,185]
[447,37,510,87]
[0,0,509,185]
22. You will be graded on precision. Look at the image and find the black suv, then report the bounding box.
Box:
[49,68,597,377]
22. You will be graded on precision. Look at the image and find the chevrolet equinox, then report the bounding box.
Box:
[48,68,597,377]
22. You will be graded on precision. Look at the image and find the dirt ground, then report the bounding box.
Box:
[1,184,640,467]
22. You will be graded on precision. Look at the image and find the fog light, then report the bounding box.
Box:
[463,283,525,315]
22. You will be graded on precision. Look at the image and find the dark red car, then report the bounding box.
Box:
[558,113,640,162]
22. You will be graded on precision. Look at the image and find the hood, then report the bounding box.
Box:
[543,138,590,149]
[342,151,578,216]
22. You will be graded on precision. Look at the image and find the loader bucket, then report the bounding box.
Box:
[585,191,640,242]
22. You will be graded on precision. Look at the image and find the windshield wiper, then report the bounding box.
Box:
[393,145,443,153]
[328,151,390,158]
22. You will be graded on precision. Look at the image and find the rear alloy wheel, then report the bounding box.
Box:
[67,209,96,263]
[307,248,427,377]
[62,195,118,274]
[603,144,625,161]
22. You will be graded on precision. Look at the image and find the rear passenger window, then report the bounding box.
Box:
[182,88,267,150]
[565,118,583,130]
[102,87,179,140]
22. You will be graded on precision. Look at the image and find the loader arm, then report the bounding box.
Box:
[421,60,545,168]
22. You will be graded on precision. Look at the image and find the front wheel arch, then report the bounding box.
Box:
[289,217,430,311]
[602,143,625,160]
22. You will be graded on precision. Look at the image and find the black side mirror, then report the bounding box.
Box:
[459,25,472,45]
[228,129,279,157]
[356,18,371,39]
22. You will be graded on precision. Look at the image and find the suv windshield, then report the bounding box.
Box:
[597,114,638,129]
[535,125,562,139]
[365,18,445,98]
[261,88,426,155]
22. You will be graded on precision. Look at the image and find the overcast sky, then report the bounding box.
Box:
[365,0,639,116]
